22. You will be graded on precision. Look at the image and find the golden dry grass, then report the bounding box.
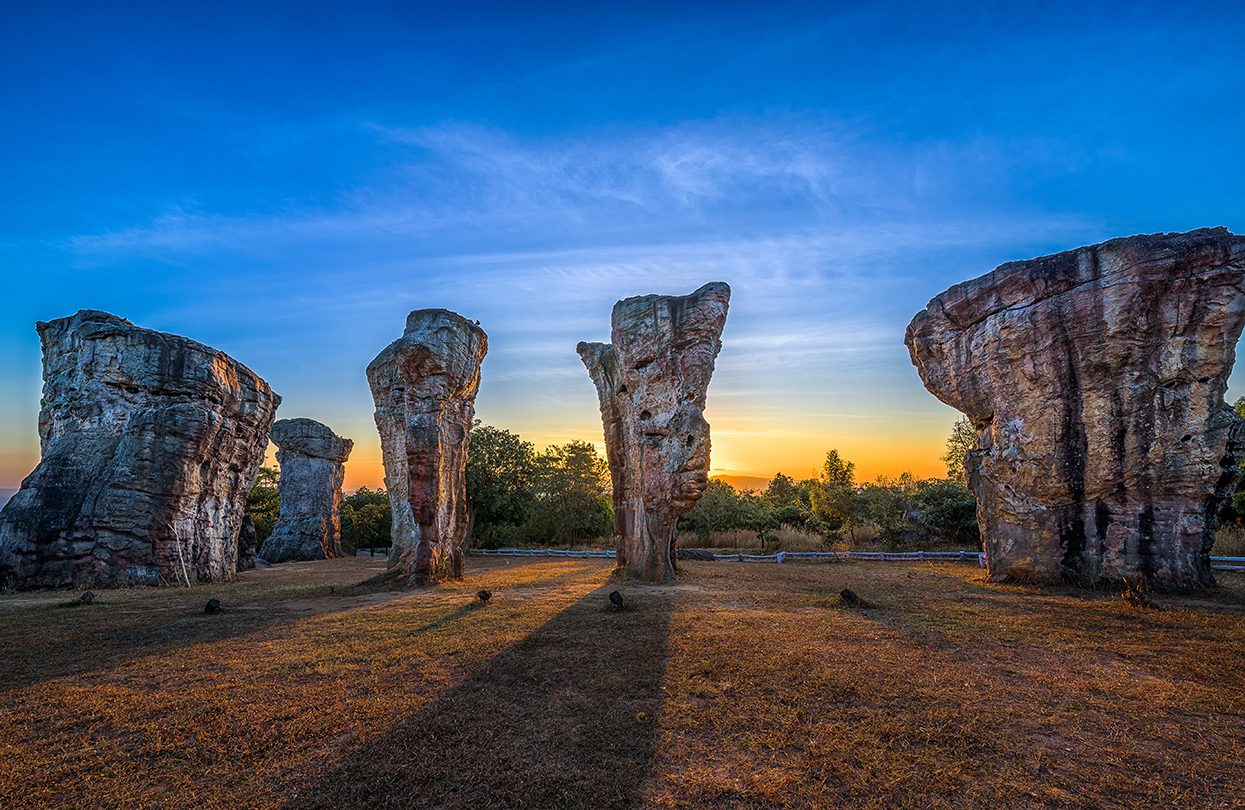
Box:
[677,526,835,552]
[1,557,1243,808]
[1214,523,1245,556]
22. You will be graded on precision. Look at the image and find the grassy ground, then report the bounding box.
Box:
[476,524,1245,556]
[1214,523,1245,556]
[1,558,1243,809]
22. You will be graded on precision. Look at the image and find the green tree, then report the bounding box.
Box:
[740,491,781,549]
[764,472,800,503]
[943,416,976,484]
[913,479,978,547]
[860,473,919,543]
[763,472,813,527]
[340,486,392,555]
[820,449,855,489]
[682,478,747,541]
[466,423,538,547]
[809,450,864,542]
[245,466,280,545]
[527,440,613,545]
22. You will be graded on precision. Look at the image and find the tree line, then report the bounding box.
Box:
[247,418,982,555]
[245,422,616,555]
[680,445,977,549]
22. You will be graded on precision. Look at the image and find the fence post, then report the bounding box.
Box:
[776,551,785,564]
[918,551,925,562]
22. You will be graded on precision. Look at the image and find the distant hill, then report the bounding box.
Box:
[711,474,769,493]
[0,488,15,508]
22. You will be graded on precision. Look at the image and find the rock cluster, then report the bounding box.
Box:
[260,418,353,563]
[367,309,487,585]
[578,282,730,583]
[0,310,279,588]
[906,228,1245,588]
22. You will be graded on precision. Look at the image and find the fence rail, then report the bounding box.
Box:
[470,547,1245,572]
[474,548,616,559]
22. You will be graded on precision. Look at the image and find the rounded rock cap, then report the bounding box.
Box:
[270,418,353,461]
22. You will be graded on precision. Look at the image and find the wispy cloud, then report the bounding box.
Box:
[70,116,1087,262]
[58,115,1099,481]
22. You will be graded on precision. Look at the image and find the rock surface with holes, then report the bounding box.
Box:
[259,419,353,563]
[906,228,1245,588]
[367,309,487,585]
[0,310,280,588]
[579,282,730,583]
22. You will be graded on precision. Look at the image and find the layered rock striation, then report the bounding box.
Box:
[906,228,1245,588]
[0,310,280,588]
[260,418,353,563]
[367,309,487,585]
[578,282,730,583]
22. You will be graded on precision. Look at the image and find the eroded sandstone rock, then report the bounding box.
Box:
[905,228,1245,588]
[0,310,280,588]
[260,418,353,563]
[578,282,730,583]
[236,515,257,572]
[367,309,486,585]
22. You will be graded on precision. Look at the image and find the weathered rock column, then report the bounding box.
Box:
[236,515,258,572]
[0,310,280,588]
[906,228,1245,588]
[367,309,487,585]
[578,282,730,583]
[260,418,353,563]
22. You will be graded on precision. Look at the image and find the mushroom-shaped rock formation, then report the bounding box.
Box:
[367,309,487,585]
[905,228,1245,588]
[0,310,280,589]
[578,282,730,583]
[259,418,353,563]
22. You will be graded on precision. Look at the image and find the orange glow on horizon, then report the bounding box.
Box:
[339,413,952,492]
[2,415,955,494]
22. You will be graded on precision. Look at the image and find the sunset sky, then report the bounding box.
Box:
[3,2,1245,492]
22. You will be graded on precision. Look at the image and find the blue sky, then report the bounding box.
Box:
[2,1,1244,489]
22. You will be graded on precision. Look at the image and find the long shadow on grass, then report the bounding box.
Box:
[0,585,412,693]
[0,599,398,691]
[0,559,612,691]
[0,560,613,694]
[289,581,673,810]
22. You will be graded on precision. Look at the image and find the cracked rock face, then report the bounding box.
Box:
[578,282,730,583]
[0,310,280,588]
[906,228,1245,588]
[236,515,258,572]
[260,418,353,564]
[367,309,487,585]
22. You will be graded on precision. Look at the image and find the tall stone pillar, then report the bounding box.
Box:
[260,418,353,563]
[578,282,730,583]
[367,309,487,585]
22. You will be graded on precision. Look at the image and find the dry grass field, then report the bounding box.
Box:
[1,557,1243,809]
